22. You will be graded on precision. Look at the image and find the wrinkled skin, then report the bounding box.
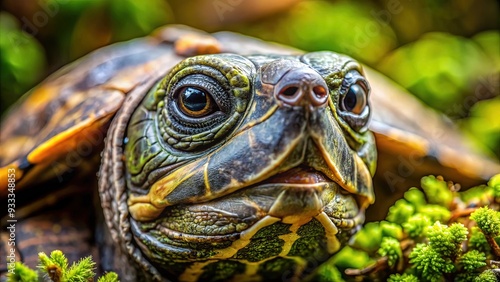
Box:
[99,52,376,281]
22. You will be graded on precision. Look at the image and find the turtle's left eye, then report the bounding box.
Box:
[337,70,370,132]
[342,83,367,115]
[178,86,218,117]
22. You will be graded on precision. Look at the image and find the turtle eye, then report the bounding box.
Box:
[342,83,367,115]
[177,86,218,117]
[337,70,370,132]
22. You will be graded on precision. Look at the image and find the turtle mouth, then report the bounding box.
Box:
[130,167,361,263]
[266,166,331,185]
[253,165,363,225]
[135,165,362,238]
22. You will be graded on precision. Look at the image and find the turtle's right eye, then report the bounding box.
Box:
[177,86,219,117]
[149,55,252,151]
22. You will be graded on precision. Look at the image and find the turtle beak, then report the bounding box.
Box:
[264,59,374,210]
[307,108,375,210]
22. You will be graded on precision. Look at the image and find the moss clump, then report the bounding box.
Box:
[378,237,402,268]
[313,175,500,281]
[7,250,119,282]
[470,207,500,237]
[409,243,455,281]
[387,273,419,282]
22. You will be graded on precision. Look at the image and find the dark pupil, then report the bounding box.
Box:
[344,84,361,111]
[182,87,207,111]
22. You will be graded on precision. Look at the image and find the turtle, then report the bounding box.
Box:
[1,25,499,281]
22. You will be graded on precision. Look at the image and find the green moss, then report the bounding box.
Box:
[458,250,486,272]
[387,273,419,282]
[311,264,345,282]
[7,263,38,282]
[403,188,426,208]
[342,175,498,281]
[421,176,453,206]
[64,256,96,282]
[386,199,415,225]
[426,222,467,257]
[468,227,491,253]
[8,250,119,282]
[417,204,451,223]
[470,207,500,237]
[98,272,119,282]
[460,185,492,203]
[474,270,498,282]
[409,243,455,281]
[349,222,382,253]
[330,246,375,270]
[488,174,500,190]
[380,221,404,240]
[378,237,402,268]
[403,214,431,239]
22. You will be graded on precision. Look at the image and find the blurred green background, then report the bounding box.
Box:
[1,0,499,156]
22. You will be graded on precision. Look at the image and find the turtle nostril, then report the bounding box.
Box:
[281,86,299,97]
[273,67,328,108]
[313,86,327,100]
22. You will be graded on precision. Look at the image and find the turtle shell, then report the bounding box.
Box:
[1,25,499,281]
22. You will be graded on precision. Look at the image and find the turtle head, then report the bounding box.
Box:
[100,52,376,280]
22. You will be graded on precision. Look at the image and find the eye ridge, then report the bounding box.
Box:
[177,86,218,117]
